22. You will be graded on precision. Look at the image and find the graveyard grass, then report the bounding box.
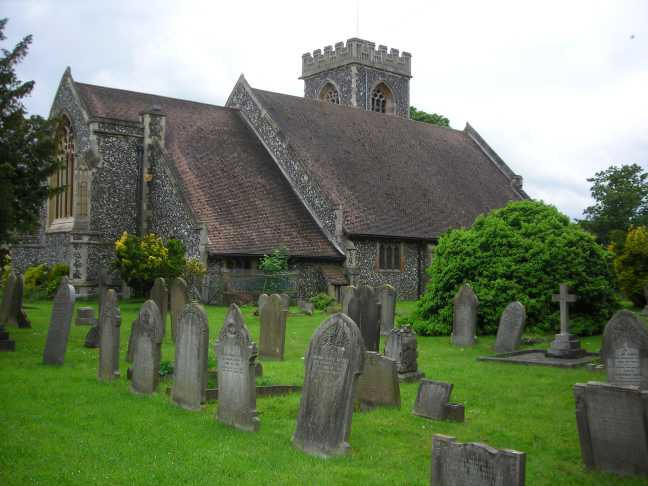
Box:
[1,300,646,486]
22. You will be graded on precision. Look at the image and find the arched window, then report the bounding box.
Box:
[371,83,394,114]
[49,116,75,223]
[319,83,340,104]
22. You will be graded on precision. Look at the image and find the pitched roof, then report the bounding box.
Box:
[251,88,524,239]
[74,82,341,258]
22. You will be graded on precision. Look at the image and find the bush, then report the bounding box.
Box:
[411,200,619,337]
[309,292,336,311]
[183,257,207,289]
[24,262,69,299]
[613,226,648,306]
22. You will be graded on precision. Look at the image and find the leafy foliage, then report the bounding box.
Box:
[411,201,619,336]
[183,257,207,289]
[309,292,336,311]
[409,106,450,127]
[612,226,648,306]
[0,18,61,245]
[23,262,69,299]
[579,164,648,244]
[258,247,289,273]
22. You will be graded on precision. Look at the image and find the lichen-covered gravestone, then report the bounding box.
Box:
[172,303,209,410]
[431,434,526,485]
[215,304,259,432]
[0,271,16,325]
[378,284,396,336]
[150,277,168,329]
[293,313,365,457]
[344,284,381,352]
[98,289,121,381]
[600,310,648,389]
[259,293,288,360]
[356,351,400,410]
[574,381,648,477]
[494,301,527,354]
[169,277,188,343]
[131,300,164,395]
[384,325,424,382]
[43,278,76,365]
[452,284,478,347]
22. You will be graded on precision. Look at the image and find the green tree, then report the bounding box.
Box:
[411,200,618,337]
[613,226,648,306]
[409,106,450,127]
[579,164,648,245]
[0,18,61,245]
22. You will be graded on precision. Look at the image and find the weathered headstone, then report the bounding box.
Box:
[356,351,400,410]
[76,307,97,326]
[0,271,16,325]
[97,266,108,317]
[494,301,527,354]
[293,313,365,458]
[600,310,648,389]
[259,294,288,360]
[215,304,260,432]
[384,325,424,382]
[344,284,381,352]
[574,381,648,477]
[379,284,397,336]
[169,277,188,343]
[413,380,464,422]
[172,303,209,410]
[125,317,140,362]
[279,293,290,310]
[150,277,168,330]
[84,325,100,348]
[547,283,586,358]
[131,300,164,395]
[431,434,526,486]
[43,277,76,365]
[98,289,121,381]
[298,300,314,315]
[17,308,31,328]
[7,273,24,327]
[452,284,478,347]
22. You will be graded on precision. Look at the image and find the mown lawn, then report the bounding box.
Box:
[0,299,645,485]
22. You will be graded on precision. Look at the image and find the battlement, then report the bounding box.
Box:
[300,38,412,79]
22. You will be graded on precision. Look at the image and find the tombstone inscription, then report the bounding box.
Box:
[345,284,381,352]
[98,289,121,381]
[384,325,424,382]
[131,300,164,395]
[169,277,188,343]
[379,284,397,336]
[42,278,76,365]
[356,351,400,410]
[600,310,648,389]
[494,302,527,354]
[452,284,478,347]
[259,294,288,360]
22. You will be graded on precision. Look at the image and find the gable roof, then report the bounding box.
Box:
[250,88,525,239]
[74,82,341,258]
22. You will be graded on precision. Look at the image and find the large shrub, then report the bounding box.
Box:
[613,226,648,306]
[23,262,69,299]
[412,201,618,336]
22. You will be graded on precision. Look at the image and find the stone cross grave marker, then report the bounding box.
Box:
[43,278,76,365]
[215,304,260,432]
[600,310,648,389]
[452,284,478,347]
[0,271,16,325]
[172,303,209,410]
[150,277,168,331]
[494,301,527,354]
[259,293,288,360]
[98,289,121,381]
[131,300,164,395]
[356,351,400,410]
[547,283,586,358]
[169,277,188,343]
[384,325,424,382]
[574,381,648,477]
[413,380,464,422]
[431,434,526,486]
[344,284,381,352]
[293,313,365,458]
[378,284,397,336]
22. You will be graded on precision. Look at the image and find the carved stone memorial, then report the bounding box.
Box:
[131,300,164,395]
[379,284,396,336]
[344,284,381,352]
[259,293,288,360]
[356,351,400,410]
[600,310,648,389]
[98,289,121,381]
[215,304,260,432]
[452,284,478,347]
[170,277,188,343]
[384,325,424,382]
[42,278,76,365]
[293,313,365,457]
[413,380,464,422]
[494,302,527,354]
[546,283,586,358]
[150,277,168,328]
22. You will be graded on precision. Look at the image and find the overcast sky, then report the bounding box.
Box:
[4,1,647,219]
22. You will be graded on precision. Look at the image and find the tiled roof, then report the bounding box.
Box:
[75,82,341,258]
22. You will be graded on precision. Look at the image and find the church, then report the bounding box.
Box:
[11,38,527,300]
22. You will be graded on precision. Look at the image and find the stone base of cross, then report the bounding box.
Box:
[546,284,587,359]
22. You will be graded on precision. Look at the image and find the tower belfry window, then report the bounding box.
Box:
[319,83,340,104]
[371,83,393,114]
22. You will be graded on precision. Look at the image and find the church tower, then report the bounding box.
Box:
[300,38,412,118]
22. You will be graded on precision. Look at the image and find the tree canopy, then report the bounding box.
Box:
[409,106,450,127]
[0,18,60,245]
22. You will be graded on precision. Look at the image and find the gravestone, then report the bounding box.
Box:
[279,293,290,310]
[452,284,478,347]
[293,313,365,458]
[17,308,31,328]
[126,317,140,362]
[76,307,97,326]
[97,266,108,317]
[98,289,121,381]
[546,283,586,358]
[379,284,397,336]
[215,304,260,432]
[356,351,400,410]
[431,434,526,486]
[384,325,424,382]
[172,303,209,410]
[7,274,24,327]
[43,278,76,365]
[298,300,314,315]
[169,277,188,343]
[131,300,164,395]
[150,277,168,329]
[258,293,269,312]
[259,293,288,360]
[413,380,464,422]
[574,381,648,476]
[344,284,381,352]
[84,325,100,348]
[494,302,527,354]
[0,271,16,325]
[600,310,648,389]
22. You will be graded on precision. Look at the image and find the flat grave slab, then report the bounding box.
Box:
[478,349,598,368]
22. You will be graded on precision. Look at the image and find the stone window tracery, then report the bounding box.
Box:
[379,242,401,270]
[49,116,75,223]
[319,83,340,104]
[371,83,394,114]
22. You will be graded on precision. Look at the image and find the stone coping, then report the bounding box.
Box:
[478,349,599,368]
